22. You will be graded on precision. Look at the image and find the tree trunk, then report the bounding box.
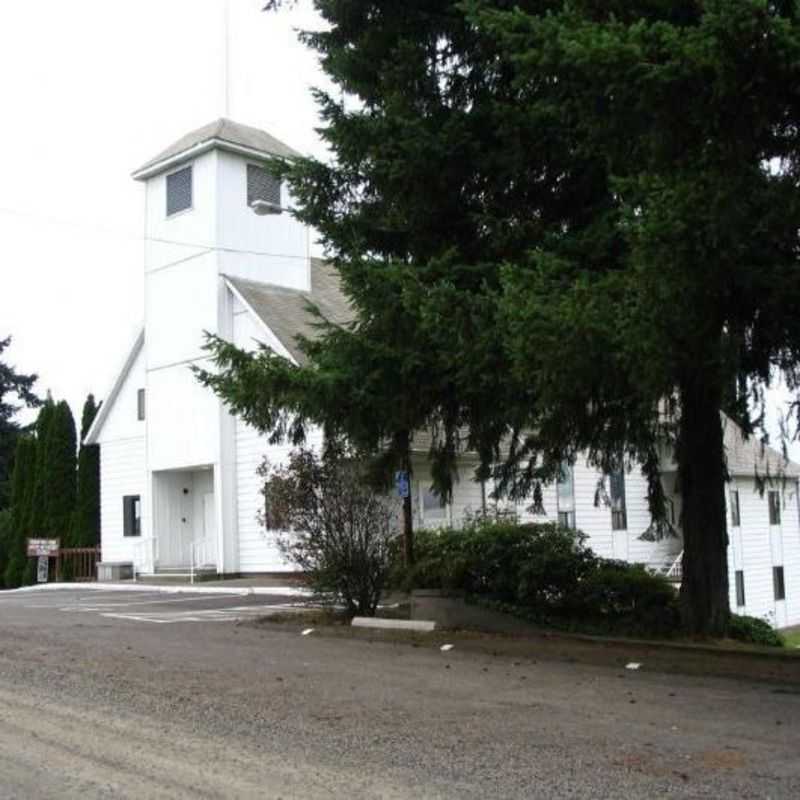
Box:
[676,375,730,636]
[398,430,414,567]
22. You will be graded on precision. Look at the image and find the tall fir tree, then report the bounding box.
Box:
[70,394,101,547]
[199,0,800,634]
[41,400,77,540]
[28,397,55,537]
[0,336,39,509]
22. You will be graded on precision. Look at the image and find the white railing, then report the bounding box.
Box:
[190,538,214,585]
[665,550,683,581]
[132,537,158,580]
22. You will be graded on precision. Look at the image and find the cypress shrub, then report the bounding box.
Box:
[70,394,100,547]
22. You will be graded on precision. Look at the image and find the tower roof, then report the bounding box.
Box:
[132,118,301,180]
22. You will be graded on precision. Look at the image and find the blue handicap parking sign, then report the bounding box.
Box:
[395,470,410,499]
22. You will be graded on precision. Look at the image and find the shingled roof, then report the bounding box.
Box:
[226,258,353,365]
[722,417,800,478]
[133,118,301,179]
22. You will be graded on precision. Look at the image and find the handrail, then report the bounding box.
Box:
[190,537,211,585]
[665,550,683,580]
[132,537,158,581]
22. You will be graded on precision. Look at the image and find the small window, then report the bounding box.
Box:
[768,490,781,526]
[123,495,142,537]
[729,489,740,528]
[773,566,786,601]
[247,164,281,211]
[735,570,746,607]
[557,463,576,529]
[166,166,192,216]
[137,388,145,421]
[609,469,627,531]
[421,485,447,523]
[558,511,576,530]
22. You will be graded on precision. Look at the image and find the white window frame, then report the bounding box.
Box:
[556,463,576,530]
[417,481,451,528]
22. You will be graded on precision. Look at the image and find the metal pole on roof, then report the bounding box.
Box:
[224,0,231,117]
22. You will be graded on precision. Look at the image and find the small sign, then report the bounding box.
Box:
[395,471,410,499]
[27,538,60,557]
[37,556,49,584]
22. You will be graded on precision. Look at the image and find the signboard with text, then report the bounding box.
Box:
[37,556,49,583]
[27,538,60,557]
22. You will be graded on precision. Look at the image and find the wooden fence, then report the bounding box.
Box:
[55,547,101,582]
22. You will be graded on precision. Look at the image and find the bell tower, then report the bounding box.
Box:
[131,118,309,571]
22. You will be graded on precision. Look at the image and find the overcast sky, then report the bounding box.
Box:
[0,0,328,425]
[1,0,797,457]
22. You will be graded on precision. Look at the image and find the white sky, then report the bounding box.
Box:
[1,0,797,458]
[0,0,329,425]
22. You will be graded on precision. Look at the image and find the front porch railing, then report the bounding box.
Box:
[132,537,158,580]
[190,538,214,585]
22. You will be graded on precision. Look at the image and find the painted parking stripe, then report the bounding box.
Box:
[99,604,310,624]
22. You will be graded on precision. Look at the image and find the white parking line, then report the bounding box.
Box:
[100,604,309,624]
[56,593,247,612]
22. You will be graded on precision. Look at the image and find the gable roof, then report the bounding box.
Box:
[225,258,353,365]
[722,417,800,478]
[84,328,144,445]
[132,118,301,180]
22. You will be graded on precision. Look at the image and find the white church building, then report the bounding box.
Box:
[86,118,800,629]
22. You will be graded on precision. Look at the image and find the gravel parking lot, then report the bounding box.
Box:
[1,586,799,799]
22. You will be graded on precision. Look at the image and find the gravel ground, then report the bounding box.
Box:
[0,588,799,798]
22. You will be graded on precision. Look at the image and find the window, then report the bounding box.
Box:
[137,388,145,421]
[556,464,576,529]
[729,489,740,527]
[123,495,142,537]
[247,164,281,211]
[773,566,786,601]
[609,469,627,531]
[421,485,447,524]
[166,166,192,216]
[768,490,781,526]
[735,570,746,607]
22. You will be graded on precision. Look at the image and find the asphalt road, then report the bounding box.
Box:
[0,587,799,799]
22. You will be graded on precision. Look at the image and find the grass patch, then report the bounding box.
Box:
[783,630,800,649]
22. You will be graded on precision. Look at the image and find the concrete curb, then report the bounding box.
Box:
[352,617,437,632]
[0,582,313,598]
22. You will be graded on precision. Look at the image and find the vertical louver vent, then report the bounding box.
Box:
[166,166,193,216]
[247,164,281,211]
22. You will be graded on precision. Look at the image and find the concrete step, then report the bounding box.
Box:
[136,569,218,584]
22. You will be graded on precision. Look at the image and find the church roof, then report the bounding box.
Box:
[722,417,800,478]
[132,118,301,180]
[225,259,353,365]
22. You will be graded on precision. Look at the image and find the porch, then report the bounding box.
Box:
[133,466,219,580]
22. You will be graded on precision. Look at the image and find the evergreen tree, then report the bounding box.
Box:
[3,435,37,587]
[28,397,55,537]
[0,336,39,509]
[41,400,77,541]
[205,1,800,634]
[70,394,100,547]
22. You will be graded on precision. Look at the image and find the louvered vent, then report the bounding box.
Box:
[166,166,193,216]
[247,164,281,211]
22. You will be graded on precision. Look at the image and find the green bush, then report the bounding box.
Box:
[728,614,784,648]
[574,561,680,636]
[392,519,681,637]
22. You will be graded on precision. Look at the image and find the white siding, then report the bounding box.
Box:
[422,456,680,568]
[99,438,146,564]
[728,477,800,627]
[235,419,324,573]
